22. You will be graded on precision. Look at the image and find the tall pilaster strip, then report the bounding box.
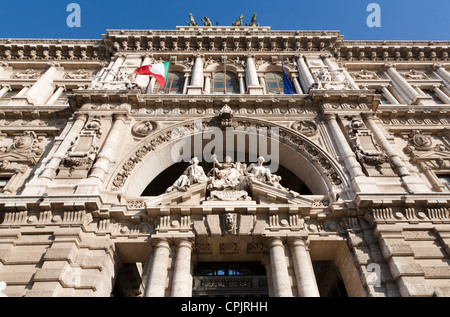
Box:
[325,114,365,179]
[89,114,127,182]
[296,54,315,93]
[362,115,410,177]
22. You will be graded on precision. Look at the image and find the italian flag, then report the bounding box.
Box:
[135,62,170,89]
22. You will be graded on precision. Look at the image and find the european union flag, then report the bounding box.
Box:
[282,59,294,95]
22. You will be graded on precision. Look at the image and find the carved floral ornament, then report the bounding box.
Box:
[111,117,346,191]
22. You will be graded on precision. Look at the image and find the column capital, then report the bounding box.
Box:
[47,62,62,68]
[174,238,194,249]
[113,113,128,122]
[383,63,396,70]
[432,63,445,70]
[320,53,332,60]
[266,236,285,247]
[287,236,309,249]
[151,238,171,251]
[323,113,337,123]
[1,84,11,91]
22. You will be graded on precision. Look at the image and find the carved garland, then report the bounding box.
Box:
[111,117,346,190]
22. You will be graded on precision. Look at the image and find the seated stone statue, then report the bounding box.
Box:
[166,157,208,193]
[208,155,244,190]
[245,156,273,185]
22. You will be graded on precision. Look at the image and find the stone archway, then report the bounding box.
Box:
[108,116,349,198]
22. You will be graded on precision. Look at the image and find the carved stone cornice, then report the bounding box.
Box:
[0,39,107,61]
[338,43,450,62]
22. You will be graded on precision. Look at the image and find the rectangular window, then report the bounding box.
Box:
[54,91,70,105]
[0,178,10,193]
[423,89,444,104]
[438,175,450,192]
[375,90,389,104]
[0,89,20,105]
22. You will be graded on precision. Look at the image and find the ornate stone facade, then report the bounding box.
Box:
[0,24,449,297]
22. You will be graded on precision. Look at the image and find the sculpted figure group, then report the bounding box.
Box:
[166,156,286,194]
[184,13,259,27]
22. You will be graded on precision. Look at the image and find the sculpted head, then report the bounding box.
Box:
[190,157,199,165]
[257,156,265,165]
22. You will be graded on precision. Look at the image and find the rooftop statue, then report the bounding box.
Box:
[201,16,212,26]
[185,13,198,26]
[232,14,244,26]
[249,13,259,26]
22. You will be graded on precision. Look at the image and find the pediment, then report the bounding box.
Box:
[144,183,207,206]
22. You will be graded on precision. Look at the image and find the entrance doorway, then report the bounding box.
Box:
[192,262,269,297]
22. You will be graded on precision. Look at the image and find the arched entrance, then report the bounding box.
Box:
[108,116,348,199]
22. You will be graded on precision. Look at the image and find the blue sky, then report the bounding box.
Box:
[0,0,448,41]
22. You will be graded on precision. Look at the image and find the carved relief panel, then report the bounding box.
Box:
[57,117,102,179]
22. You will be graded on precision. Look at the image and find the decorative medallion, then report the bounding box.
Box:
[291,120,318,137]
[132,120,158,138]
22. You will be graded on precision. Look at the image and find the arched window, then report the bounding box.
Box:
[212,72,238,94]
[152,72,184,94]
[264,72,293,94]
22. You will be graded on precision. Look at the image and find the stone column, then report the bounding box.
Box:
[238,72,246,94]
[291,74,303,94]
[245,55,264,94]
[325,114,365,180]
[144,239,171,297]
[321,54,346,82]
[203,74,211,94]
[433,63,450,87]
[381,86,399,104]
[0,84,11,99]
[15,85,31,97]
[135,55,153,92]
[267,237,293,297]
[89,114,127,182]
[288,237,320,297]
[433,85,450,104]
[362,114,410,177]
[187,55,203,94]
[383,64,422,104]
[40,114,88,180]
[296,54,315,93]
[171,239,193,297]
[45,85,65,105]
[182,73,190,94]
[103,54,126,82]
[25,63,62,105]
